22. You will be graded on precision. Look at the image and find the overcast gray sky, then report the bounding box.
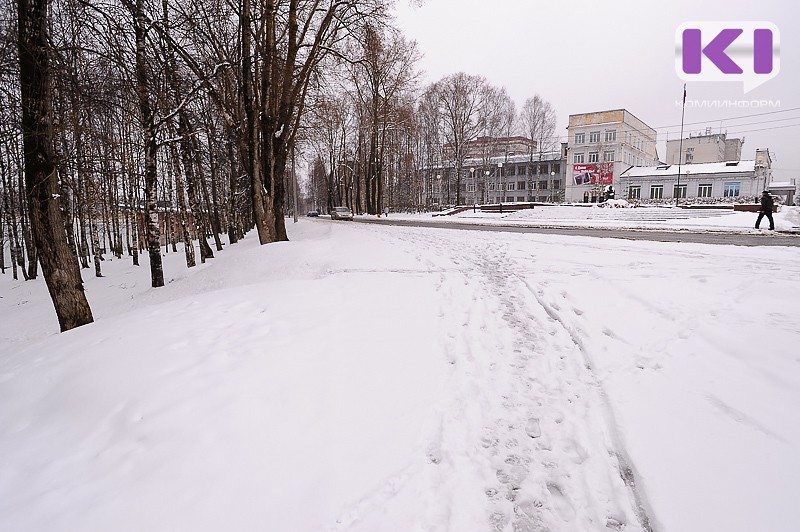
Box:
[393,0,799,181]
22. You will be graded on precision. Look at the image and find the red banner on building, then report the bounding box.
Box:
[572,163,613,185]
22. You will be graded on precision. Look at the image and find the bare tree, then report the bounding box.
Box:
[416,86,443,208]
[432,72,486,205]
[17,0,93,330]
[345,24,419,214]
[520,94,557,161]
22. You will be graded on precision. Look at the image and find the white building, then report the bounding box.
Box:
[619,158,770,202]
[565,109,659,203]
[665,130,744,165]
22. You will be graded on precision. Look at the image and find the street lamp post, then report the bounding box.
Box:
[550,171,555,203]
[436,174,442,210]
[498,162,504,214]
[470,167,475,212]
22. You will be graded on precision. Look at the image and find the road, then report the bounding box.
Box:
[353,216,800,247]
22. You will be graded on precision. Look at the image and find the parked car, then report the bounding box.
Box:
[330,206,354,221]
[306,210,319,217]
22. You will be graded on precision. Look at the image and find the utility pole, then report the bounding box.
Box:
[676,83,687,206]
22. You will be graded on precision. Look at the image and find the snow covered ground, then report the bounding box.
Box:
[375,202,800,233]
[1,208,799,531]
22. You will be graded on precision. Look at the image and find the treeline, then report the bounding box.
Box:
[303,63,558,215]
[1,0,398,330]
[0,0,557,331]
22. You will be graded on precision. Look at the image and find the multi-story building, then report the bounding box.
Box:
[565,109,659,203]
[665,130,744,164]
[432,145,567,206]
[443,136,537,160]
[619,148,772,202]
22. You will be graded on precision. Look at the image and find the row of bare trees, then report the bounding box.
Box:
[2,0,396,331]
[1,0,558,332]
[303,65,559,213]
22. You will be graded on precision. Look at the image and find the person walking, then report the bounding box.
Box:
[755,190,775,230]
[383,206,389,218]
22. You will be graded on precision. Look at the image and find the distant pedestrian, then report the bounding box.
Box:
[755,190,775,230]
[383,206,389,217]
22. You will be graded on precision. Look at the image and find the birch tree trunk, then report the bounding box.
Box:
[132,0,164,287]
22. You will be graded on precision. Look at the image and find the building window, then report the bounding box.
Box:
[673,184,687,198]
[552,163,560,174]
[538,180,548,190]
[650,184,664,199]
[539,164,548,175]
[488,182,495,191]
[588,152,599,163]
[575,132,585,144]
[573,153,585,164]
[507,182,516,191]
[589,131,600,143]
[685,153,694,163]
[698,184,712,197]
[517,166,525,176]
[552,180,561,190]
[604,150,615,162]
[517,181,526,190]
[467,183,476,192]
[724,182,741,197]
[629,185,641,199]
[517,196,525,202]
[605,130,617,142]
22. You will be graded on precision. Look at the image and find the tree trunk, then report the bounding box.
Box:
[178,113,213,262]
[206,133,224,251]
[17,0,94,331]
[168,140,195,267]
[225,135,239,244]
[133,0,164,287]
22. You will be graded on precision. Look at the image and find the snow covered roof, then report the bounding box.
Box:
[620,160,757,178]
[462,151,564,166]
[427,151,565,171]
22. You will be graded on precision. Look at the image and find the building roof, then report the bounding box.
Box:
[462,151,564,166]
[567,109,654,132]
[431,150,564,171]
[620,160,757,178]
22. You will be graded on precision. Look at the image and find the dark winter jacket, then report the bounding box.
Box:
[760,194,774,213]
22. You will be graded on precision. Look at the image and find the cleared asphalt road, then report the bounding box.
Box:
[352,217,800,247]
